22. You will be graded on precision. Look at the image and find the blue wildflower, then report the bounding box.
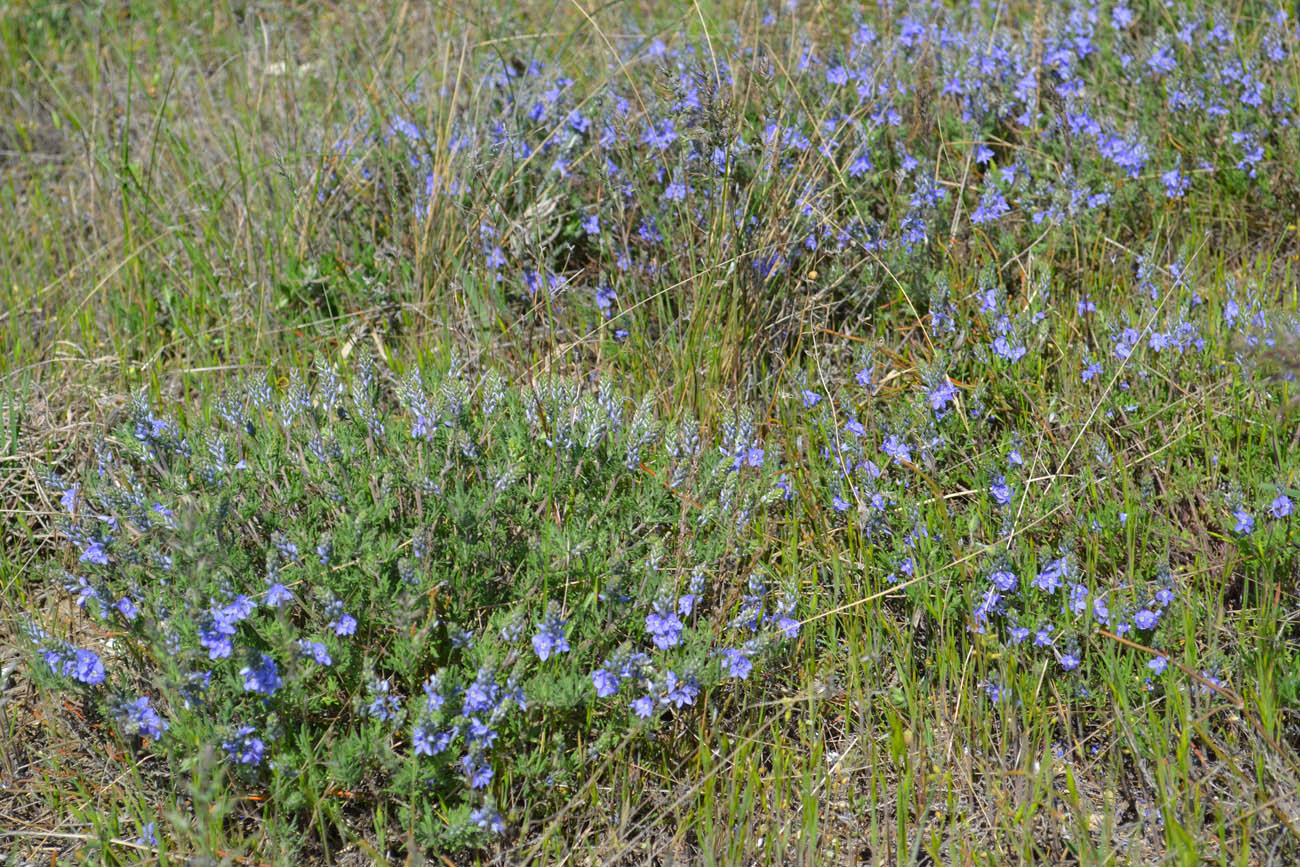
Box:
[470,806,506,834]
[532,616,570,661]
[1271,494,1293,519]
[222,726,265,766]
[592,668,620,697]
[240,654,281,696]
[462,756,493,789]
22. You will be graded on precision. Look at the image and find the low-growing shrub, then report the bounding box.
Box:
[24,353,800,853]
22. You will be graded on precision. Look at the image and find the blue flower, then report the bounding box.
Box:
[461,755,494,789]
[645,606,684,650]
[592,668,620,697]
[327,601,357,636]
[661,670,699,708]
[1271,494,1293,519]
[79,541,109,566]
[54,648,107,685]
[466,717,499,750]
[463,671,501,714]
[1148,656,1168,675]
[135,822,157,847]
[992,337,1027,362]
[970,189,1010,224]
[116,597,139,621]
[720,648,753,680]
[1033,558,1066,593]
[296,640,332,666]
[990,476,1012,506]
[223,726,265,766]
[990,570,1017,592]
[115,695,168,740]
[631,695,655,718]
[240,654,281,696]
[1233,509,1255,535]
[532,617,570,661]
[265,581,292,609]
[412,719,452,756]
[774,615,800,639]
[1060,653,1080,671]
[470,806,506,834]
[927,379,957,412]
[881,435,911,464]
[1161,168,1188,198]
[422,674,445,713]
[1133,609,1159,630]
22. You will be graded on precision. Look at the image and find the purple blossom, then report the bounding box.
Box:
[296,640,332,666]
[927,379,957,412]
[1271,494,1293,519]
[116,597,139,621]
[990,476,1012,506]
[631,695,655,718]
[592,668,620,697]
[645,607,684,650]
[463,672,501,714]
[719,648,753,680]
[327,601,357,636]
[411,719,452,756]
[470,806,506,834]
[662,181,689,202]
[79,541,109,566]
[992,336,1027,362]
[1161,168,1189,198]
[661,670,699,708]
[1233,509,1255,535]
[116,695,168,740]
[1033,558,1067,593]
[461,756,493,789]
[265,582,293,607]
[881,435,911,465]
[240,654,281,696]
[532,617,571,661]
[970,189,1010,224]
[223,726,265,766]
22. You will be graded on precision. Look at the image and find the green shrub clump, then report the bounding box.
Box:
[26,353,798,851]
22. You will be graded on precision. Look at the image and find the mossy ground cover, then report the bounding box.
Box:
[2,1,1300,863]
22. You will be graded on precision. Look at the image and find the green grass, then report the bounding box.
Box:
[3,0,1300,863]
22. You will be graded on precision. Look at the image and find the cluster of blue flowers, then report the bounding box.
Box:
[314,1,1298,360]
